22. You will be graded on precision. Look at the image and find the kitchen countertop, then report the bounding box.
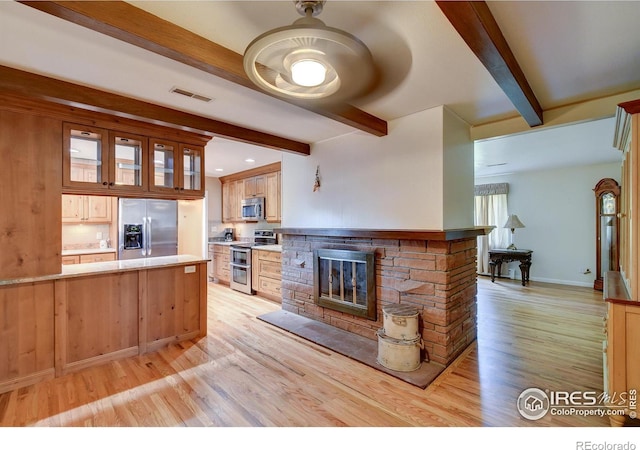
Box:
[62,248,117,256]
[208,240,244,246]
[254,244,282,252]
[0,254,209,286]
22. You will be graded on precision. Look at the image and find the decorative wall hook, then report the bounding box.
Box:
[313,165,321,192]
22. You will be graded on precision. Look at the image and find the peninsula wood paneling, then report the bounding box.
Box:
[0,282,55,393]
[144,265,202,350]
[0,109,61,280]
[61,272,139,371]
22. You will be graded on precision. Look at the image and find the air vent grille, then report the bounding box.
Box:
[170,87,213,102]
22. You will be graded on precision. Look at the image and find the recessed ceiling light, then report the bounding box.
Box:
[70,148,80,153]
[215,168,224,172]
[245,158,255,163]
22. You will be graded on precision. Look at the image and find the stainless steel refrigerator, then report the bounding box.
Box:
[118,198,178,260]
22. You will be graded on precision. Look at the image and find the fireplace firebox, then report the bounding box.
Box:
[313,249,376,320]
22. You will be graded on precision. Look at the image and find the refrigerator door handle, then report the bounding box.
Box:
[147,216,153,256]
[142,217,148,257]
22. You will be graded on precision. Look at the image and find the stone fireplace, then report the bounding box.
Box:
[277,228,489,366]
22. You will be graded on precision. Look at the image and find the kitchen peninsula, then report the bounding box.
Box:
[0,92,211,394]
[0,255,208,394]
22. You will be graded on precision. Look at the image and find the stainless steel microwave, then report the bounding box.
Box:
[241,197,264,221]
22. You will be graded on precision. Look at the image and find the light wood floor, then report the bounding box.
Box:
[0,277,609,427]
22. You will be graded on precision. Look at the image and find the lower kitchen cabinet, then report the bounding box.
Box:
[62,252,117,265]
[252,249,282,302]
[213,244,231,284]
[61,255,80,265]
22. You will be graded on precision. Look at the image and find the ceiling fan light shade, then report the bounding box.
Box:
[291,59,327,87]
[243,3,375,103]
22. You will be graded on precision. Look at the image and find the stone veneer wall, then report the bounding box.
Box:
[280,234,478,366]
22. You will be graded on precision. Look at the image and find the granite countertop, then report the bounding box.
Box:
[0,255,209,286]
[254,244,282,252]
[62,248,117,256]
[208,240,244,246]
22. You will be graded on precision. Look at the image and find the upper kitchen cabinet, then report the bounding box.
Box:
[220,162,281,223]
[149,139,179,194]
[110,131,147,192]
[0,106,62,280]
[63,123,147,193]
[244,174,266,198]
[148,140,204,197]
[64,122,208,199]
[180,143,205,197]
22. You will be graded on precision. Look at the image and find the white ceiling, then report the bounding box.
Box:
[1,1,639,176]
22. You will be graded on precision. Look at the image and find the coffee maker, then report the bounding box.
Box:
[224,228,235,242]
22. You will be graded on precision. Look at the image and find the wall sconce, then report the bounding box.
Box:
[504,214,525,250]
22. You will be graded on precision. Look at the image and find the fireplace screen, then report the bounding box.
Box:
[313,249,376,320]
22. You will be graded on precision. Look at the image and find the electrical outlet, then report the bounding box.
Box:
[96,232,103,240]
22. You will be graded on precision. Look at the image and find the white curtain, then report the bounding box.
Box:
[474,183,510,274]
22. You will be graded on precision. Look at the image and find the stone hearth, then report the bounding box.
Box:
[276,228,487,366]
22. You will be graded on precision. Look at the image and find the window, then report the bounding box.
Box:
[474,183,509,274]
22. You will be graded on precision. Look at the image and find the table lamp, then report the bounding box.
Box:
[504,214,525,250]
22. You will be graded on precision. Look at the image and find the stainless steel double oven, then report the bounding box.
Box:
[229,230,277,295]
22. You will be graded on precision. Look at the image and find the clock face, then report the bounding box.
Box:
[601,192,616,215]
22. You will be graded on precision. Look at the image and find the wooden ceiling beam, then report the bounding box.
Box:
[436,1,543,127]
[0,65,310,155]
[19,0,388,137]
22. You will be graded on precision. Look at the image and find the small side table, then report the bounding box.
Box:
[488,249,533,286]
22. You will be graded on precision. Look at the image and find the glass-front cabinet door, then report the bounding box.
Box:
[63,123,109,189]
[180,144,204,195]
[109,132,147,192]
[149,138,178,193]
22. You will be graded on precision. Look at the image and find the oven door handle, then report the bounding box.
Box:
[230,262,250,268]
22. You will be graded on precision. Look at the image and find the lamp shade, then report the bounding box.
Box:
[504,214,525,230]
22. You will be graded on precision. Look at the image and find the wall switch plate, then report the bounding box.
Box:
[184,265,196,273]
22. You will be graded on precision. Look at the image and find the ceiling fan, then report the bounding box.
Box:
[243,0,378,105]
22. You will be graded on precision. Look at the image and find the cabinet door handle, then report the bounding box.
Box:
[109,182,114,186]
[102,181,108,186]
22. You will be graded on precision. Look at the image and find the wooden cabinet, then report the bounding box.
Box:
[63,123,148,193]
[0,108,61,280]
[79,253,116,263]
[265,171,281,222]
[61,255,80,265]
[604,100,640,425]
[222,180,236,223]
[212,244,231,284]
[64,122,207,199]
[62,194,112,223]
[603,273,640,426]
[244,175,265,198]
[235,179,245,220]
[252,249,282,302]
[220,163,281,223]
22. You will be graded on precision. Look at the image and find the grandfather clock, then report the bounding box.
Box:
[593,178,620,291]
